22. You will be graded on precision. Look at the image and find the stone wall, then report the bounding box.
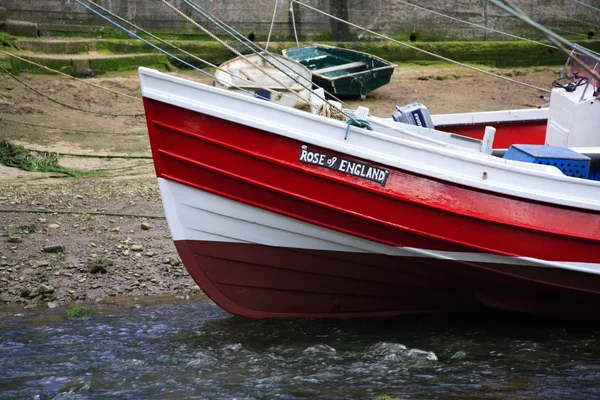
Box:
[1,0,599,40]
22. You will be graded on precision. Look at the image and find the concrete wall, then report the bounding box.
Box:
[1,0,599,40]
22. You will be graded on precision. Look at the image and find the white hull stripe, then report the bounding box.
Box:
[158,178,600,275]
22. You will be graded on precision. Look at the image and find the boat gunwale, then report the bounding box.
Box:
[282,44,397,82]
[138,67,600,213]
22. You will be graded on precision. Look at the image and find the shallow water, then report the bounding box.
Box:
[1,297,599,400]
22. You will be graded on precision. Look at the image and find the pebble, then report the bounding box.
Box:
[48,224,60,229]
[47,302,59,309]
[141,222,151,231]
[41,245,66,253]
[131,245,144,252]
[38,284,55,295]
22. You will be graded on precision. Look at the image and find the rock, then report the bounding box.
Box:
[162,258,171,264]
[48,224,60,229]
[169,258,182,267]
[191,285,202,293]
[450,351,467,361]
[88,257,113,274]
[37,284,54,295]
[91,284,101,289]
[42,245,66,253]
[131,245,144,252]
[47,302,59,309]
[76,195,84,200]
[19,287,31,298]
[141,222,151,231]
[7,235,22,243]
[34,260,49,268]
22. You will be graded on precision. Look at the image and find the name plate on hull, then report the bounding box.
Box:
[298,145,389,186]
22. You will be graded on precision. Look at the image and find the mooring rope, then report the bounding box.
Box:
[490,0,600,83]
[0,117,143,135]
[0,50,142,102]
[292,0,552,94]
[289,0,300,47]
[180,0,361,120]
[394,0,557,49]
[157,0,310,107]
[80,0,303,106]
[0,208,165,220]
[265,0,280,51]
[24,147,152,159]
[0,65,143,118]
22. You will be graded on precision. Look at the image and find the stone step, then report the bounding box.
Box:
[1,51,172,76]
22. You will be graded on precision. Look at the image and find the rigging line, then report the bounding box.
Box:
[565,15,599,28]
[266,0,280,50]
[393,0,557,49]
[570,0,600,14]
[290,0,300,47]
[0,208,165,219]
[182,0,357,114]
[183,0,315,89]
[80,0,300,106]
[24,148,152,159]
[166,0,360,122]
[159,0,309,106]
[0,50,141,102]
[292,0,551,93]
[490,0,600,82]
[0,117,143,135]
[75,0,264,100]
[0,66,143,118]
[548,25,591,38]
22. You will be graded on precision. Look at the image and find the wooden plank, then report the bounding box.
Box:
[312,61,367,75]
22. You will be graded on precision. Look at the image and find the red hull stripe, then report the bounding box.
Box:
[143,98,600,263]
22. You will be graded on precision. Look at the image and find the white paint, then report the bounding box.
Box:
[545,86,600,148]
[158,179,600,276]
[138,67,600,212]
[430,107,549,126]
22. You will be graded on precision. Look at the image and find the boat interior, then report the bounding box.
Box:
[284,45,390,79]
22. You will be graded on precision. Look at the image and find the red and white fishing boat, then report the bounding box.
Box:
[139,54,600,319]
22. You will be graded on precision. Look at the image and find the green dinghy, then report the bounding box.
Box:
[282,45,396,99]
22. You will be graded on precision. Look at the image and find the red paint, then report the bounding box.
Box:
[177,240,600,319]
[438,120,548,149]
[142,97,600,319]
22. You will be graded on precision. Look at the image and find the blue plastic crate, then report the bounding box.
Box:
[503,144,590,179]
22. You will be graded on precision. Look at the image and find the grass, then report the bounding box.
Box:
[87,257,113,274]
[66,306,93,320]
[0,33,19,50]
[0,139,73,175]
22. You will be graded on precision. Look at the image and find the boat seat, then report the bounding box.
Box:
[312,61,367,75]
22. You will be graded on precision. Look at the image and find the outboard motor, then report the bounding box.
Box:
[392,103,435,129]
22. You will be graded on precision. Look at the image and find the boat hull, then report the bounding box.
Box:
[283,45,396,99]
[142,91,600,320]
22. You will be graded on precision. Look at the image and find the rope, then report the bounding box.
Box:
[292,0,552,94]
[490,0,600,83]
[183,0,356,112]
[344,118,372,140]
[266,0,280,50]
[394,0,557,49]
[159,0,309,106]
[74,0,250,94]
[0,66,142,118]
[290,1,300,47]
[0,208,165,220]
[80,0,301,106]
[180,0,361,122]
[0,117,143,135]
[24,148,152,159]
[570,0,600,14]
[0,50,141,102]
